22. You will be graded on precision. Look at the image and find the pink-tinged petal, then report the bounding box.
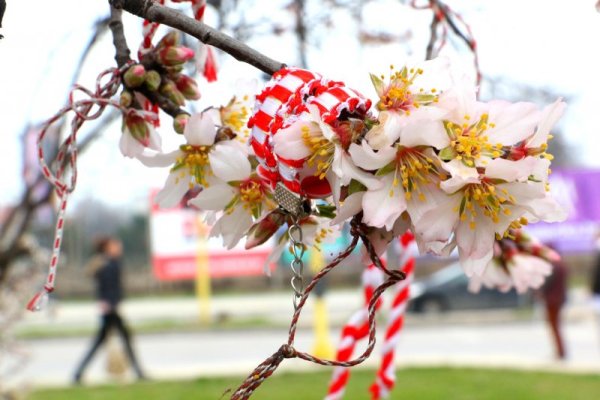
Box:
[263,240,287,276]
[361,175,406,231]
[119,131,144,158]
[509,255,552,293]
[406,182,448,226]
[528,99,566,148]
[365,111,405,150]
[414,193,460,244]
[468,259,512,293]
[184,112,218,146]
[188,184,235,211]
[459,247,494,278]
[209,142,251,182]
[485,156,539,182]
[137,149,181,167]
[272,121,313,160]
[401,119,449,149]
[456,215,496,276]
[333,150,381,189]
[331,191,364,225]
[486,101,540,146]
[155,171,190,208]
[522,195,568,223]
[436,78,478,121]
[440,159,479,193]
[349,141,395,171]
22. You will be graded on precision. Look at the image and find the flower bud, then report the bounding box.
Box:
[175,74,201,100]
[173,113,190,134]
[144,70,162,92]
[158,46,195,66]
[156,31,180,49]
[120,91,133,108]
[123,64,146,88]
[124,113,150,144]
[160,80,186,107]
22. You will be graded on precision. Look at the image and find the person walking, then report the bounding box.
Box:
[541,249,569,360]
[73,236,145,383]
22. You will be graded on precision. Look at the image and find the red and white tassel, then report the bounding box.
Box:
[325,263,385,400]
[370,232,417,399]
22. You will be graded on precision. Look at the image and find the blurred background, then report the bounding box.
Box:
[1,0,600,399]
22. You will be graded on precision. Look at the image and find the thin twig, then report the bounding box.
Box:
[112,0,286,75]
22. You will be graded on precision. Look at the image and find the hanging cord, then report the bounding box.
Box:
[27,63,156,311]
[229,215,406,400]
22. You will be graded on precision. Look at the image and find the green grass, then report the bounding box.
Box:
[30,367,600,400]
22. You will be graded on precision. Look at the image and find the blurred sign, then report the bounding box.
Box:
[527,168,600,252]
[149,190,275,281]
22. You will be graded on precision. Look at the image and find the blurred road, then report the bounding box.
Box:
[7,289,600,388]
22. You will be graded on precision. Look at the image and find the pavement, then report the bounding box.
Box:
[4,289,600,389]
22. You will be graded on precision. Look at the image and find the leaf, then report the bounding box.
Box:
[375,161,396,176]
[438,146,457,161]
[369,73,385,96]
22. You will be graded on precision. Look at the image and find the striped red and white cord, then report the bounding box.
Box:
[325,262,385,400]
[369,232,417,399]
[27,65,153,312]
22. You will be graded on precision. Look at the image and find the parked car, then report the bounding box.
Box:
[409,263,533,313]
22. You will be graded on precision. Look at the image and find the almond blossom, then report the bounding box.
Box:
[468,253,553,294]
[140,111,247,208]
[272,105,380,200]
[415,156,566,276]
[119,113,162,158]
[365,58,451,151]
[188,156,277,249]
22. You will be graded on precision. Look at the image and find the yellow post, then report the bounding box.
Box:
[195,216,212,325]
[310,247,335,359]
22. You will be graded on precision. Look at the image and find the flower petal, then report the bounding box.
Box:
[485,156,539,182]
[332,150,382,189]
[119,132,144,158]
[331,191,364,225]
[155,171,189,208]
[440,159,479,193]
[209,142,251,182]
[272,121,313,160]
[528,99,566,148]
[365,111,405,150]
[348,140,395,171]
[184,112,218,146]
[486,101,540,146]
[188,184,236,210]
[361,174,406,231]
[137,149,181,168]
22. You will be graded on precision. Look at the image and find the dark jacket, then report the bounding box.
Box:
[592,255,600,295]
[94,257,124,308]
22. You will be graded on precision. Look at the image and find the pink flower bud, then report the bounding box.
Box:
[175,75,201,100]
[160,80,186,107]
[173,113,190,134]
[123,64,146,88]
[158,46,195,66]
[124,113,150,145]
[157,31,180,49]
[144,70,162,92]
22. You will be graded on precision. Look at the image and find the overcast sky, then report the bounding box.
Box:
[1,0,599,211]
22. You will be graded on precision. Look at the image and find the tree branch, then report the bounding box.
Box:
[112,0,286,75]
[109,6,131,67]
